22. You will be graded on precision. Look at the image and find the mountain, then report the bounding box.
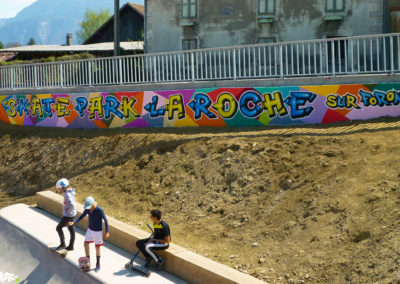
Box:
[0,19,6,28]
[0,0,129,45]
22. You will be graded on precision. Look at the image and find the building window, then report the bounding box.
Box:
[257,37,276,44]
[258,0,276,15]
[326,0,345,12]
[390,11,400,33]
[182,0,197,18]
[182,39,197,50]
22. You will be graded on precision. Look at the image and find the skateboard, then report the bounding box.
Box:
[125,262,151,277]
[78,257,93,272]
[48,245,67,258]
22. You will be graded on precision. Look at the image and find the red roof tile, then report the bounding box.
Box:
[128,3,144,15]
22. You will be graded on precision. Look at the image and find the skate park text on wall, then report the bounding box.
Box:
[0,83,400,128]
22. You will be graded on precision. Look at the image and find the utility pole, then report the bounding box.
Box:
[144,0,147,53]
[114,0,120,56]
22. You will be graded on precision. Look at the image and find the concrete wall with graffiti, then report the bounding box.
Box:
[0,83,400,128]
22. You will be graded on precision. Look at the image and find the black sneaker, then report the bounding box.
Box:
[155,257,164,269]
[55,243,66,250]
[95,262,101,272]
[65,245,74,251]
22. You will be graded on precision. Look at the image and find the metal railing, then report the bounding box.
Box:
[1,33,400,90]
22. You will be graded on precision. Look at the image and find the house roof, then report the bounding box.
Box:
[1,42,143,53]
[128,2,144,16]
[0,52,17,62]
[83,2,144,45]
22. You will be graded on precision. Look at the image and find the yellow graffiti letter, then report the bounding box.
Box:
[5,99,17,117]
[346,95,360,109]
[31,98,43,117]
[89,97,104,119]
[386,91,395,103]
[326,95,338,108]
[121,97,140,118]
[212,92,238,119]
[55,97,71,117]
[166,94,185,120]
[262,92,288,118]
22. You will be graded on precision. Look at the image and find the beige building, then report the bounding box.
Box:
[144,0,399,53]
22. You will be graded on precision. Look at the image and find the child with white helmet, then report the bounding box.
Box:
[55,178,76,251]
[69,196,109,271]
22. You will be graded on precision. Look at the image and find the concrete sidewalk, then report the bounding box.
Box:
[0,204,187,284]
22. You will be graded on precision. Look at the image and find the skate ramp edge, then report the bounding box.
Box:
[0,213,101,284]
[37,190,265,284]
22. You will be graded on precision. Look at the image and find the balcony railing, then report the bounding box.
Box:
[1,33,400,90]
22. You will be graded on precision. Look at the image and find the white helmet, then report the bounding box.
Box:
[56,178,69,189]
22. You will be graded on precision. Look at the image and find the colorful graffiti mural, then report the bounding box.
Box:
[0,83,400,128]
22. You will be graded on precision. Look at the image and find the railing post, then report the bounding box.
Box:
[153,56,157,83]
[233,49,237,80]
[59,64,64,88]
[390,35,394,75]
[34,66,38,88]
[350,40,354,73]
[279,44,284,78]
[191,52,195,82]
[331,41,336,76]
[119,57,123,85]
[88,61,92,86]
[10,68,14,89]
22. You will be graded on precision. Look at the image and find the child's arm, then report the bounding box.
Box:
[64,193,74,214]
[154,236,170,244]
[68,209,88,226]
[162,225,171,244]
[101,209,110,238]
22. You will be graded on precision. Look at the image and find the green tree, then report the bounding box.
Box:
[76,8,111,44]
[5,43,21,48]
[0,41,3,49]
[140,29,144,41]
[27,38,36,45]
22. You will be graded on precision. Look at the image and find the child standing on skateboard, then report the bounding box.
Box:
[136,209,171,269]
[55,178,76,251]
[68,196,109,271]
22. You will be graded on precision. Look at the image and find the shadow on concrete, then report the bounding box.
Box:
[114,267,142,278]
[0,215,99,284]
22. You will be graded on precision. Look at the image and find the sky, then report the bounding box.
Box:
[0,0,144,19]
[0,0,37,18]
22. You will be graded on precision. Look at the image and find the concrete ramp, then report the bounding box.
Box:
[0,215,99,284]
[0,204,187,284]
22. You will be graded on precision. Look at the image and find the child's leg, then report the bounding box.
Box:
[145,243,168,263]
[84,242,90,257]
[150,244,169,269]
[95,245,101,268]
[93,230,104,269]
[136,238,151,257]
[56,216,69,247]
[95,245,101,257]
[84,229,95,265]
[66,217,75,249]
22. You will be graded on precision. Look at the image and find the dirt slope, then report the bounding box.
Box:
[1,119,400,283]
